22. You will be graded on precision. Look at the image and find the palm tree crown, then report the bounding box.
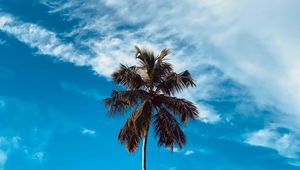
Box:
[103,46,199,169]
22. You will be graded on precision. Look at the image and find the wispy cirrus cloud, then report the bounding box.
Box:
[0,13,89,66]
[0,9,220,123]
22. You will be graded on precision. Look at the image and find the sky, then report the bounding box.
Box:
[0,0,300,169]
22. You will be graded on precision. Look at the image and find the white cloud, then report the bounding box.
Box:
[195,104,220,124]
[32,152,44,161]
[194,1,300,131]
[0,136,21,169]
[81,128,96,136]
[0,13,89,66]
[164,147,180,153]
[288,161,300,167]
[245,128,300,159]
[172,147,179,153]
[184,150,194,156]
[0,136,20,149]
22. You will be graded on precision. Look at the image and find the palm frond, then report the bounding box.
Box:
[102,90,149,116]
[154,108,186,151]
[112,64,146,90]
[158,70,195,95]
[118,113,141,152]
[158,95,199,124]
[151,61,173,85]
[157,48,170,61]
[134,45,142,57]
[118,100,152,152]
[135,46,156,79]
[134,100,152,135]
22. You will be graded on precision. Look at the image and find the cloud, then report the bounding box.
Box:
[172,147,179,153]
[192,0,300,131]
[195,104,220,124]
[0,136,21,169]
[245,127,300,159]
[289,161,300,167]
[81,128,96,136]
[32,152,44,162]
[0,13,89,66]
[184,150,195,156]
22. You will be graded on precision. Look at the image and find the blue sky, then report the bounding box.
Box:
[0,0,300,169]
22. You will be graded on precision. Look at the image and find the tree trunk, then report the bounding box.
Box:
[142,129,149,170]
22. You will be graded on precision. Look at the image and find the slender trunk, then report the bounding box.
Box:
[142,129,149,170]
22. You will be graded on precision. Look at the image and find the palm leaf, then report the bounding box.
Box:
[134,100,153,135]
[158,95,199,124]
[118,112,141,152]
[156,48,170,61]
[154,108,186,151]
[112,64,146,90]
[118,100,153,152]
[135,46,156,80]
[158,70,195,95]
[102,90,149,116]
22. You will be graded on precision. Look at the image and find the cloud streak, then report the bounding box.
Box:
[0,13,89,66]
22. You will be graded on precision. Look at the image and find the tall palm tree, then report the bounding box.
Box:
[103,46,199,170]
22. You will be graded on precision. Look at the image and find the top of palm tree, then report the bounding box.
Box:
[113,46,195,94]
[103,46,199,152]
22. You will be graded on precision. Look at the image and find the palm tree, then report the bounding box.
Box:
[103,46,199,170]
